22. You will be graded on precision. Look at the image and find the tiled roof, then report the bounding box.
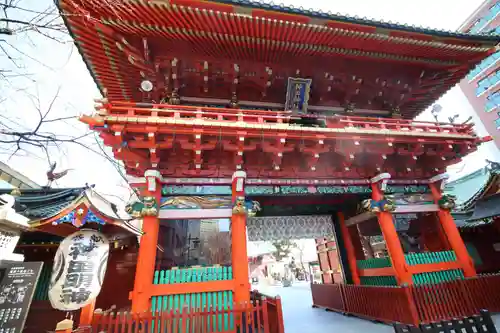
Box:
[450,163,500,225]
[212,0,500,41]
[0,187,86,220]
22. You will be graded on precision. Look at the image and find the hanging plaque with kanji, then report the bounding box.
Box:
[48,229,109,311]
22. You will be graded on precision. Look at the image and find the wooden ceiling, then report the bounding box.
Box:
[60,0,498,118]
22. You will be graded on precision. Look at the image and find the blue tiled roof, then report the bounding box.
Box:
[445,168,490,205]
[211,0,500,42]
[0,187,86,220]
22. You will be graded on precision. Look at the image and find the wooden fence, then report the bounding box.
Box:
[311,273,500,325]
[91,298,280,333]
[251,290,285,333]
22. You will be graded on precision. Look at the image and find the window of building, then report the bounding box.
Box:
[476,70,500,96]
[486,91,500,112]
[468,3,500,34]
[485,26,500,35]
[468,52,500,81]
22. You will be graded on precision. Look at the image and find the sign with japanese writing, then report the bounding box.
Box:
[0,261,43,333]
[0,228,20,257]
[48,230,109,311]
[284,77,312,114]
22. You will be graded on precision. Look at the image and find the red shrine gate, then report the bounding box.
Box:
[53,0,500,331]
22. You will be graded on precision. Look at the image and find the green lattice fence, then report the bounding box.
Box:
[357,257,392,270]
[152,266,234,331]
[405,251,464,285]
[357,257,397,286]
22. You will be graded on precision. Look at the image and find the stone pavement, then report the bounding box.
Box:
[254,281,500,333]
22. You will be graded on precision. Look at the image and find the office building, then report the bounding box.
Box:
[458,1,499,148]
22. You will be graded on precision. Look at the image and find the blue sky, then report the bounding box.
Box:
[0,0,495,203]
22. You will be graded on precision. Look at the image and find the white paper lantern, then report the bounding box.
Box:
[48,229,109,311]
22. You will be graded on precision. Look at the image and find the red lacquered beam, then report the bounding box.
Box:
[108,100,292,116]
[358,267,395,277]
[407,261,462,274]
[107,105,290,123]
[100,101,475,135]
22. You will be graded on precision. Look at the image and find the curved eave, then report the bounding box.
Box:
[455,170,500,212]
[212,0,500,43]
[30,194,142,236]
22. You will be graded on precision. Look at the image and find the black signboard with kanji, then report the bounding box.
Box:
[0,261,43,333]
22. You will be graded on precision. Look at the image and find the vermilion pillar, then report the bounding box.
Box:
[338,212,361,285]
[131,170,162,313]
[429,174,476,277]
[231,171,250,303]
[370,173,412,285]
[78,300,95,326]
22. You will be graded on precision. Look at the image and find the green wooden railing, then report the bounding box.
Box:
[357,257,392,270]
[357,251,467,286]
[33,262,52,301]
[357,257,397,286]
[405,251,456,265]
[405,251,464,285]
[152,266,234,331]
[359,276,398,286]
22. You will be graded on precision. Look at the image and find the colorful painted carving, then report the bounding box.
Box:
[385,193,435,206]
[247,201,261,217]
[161,184,429,196]
[161,196,232,209]
[160,196,261,216]
[125,196,158,218]
[385,185,430,194]
[52,209,106,227]
[361,198,396,213]
[438,194,456,210]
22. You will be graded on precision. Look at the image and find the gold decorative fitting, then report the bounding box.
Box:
[362,198,396,213]
[344,102,355,114]
[247,201,261,217]
[438,194,456,211]
[229,93,239,109]
[391,107,402,119]
[169,90,181,105]
[10,187,21,197]
[232,196,247,215]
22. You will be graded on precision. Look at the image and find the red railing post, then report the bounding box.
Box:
[274,296,285,333]
[403,285,420,325]
[91,309,102,332]
[261,299,271,333]
[340,284,348,313]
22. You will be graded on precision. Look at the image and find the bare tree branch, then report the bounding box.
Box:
[0,0,135,200]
